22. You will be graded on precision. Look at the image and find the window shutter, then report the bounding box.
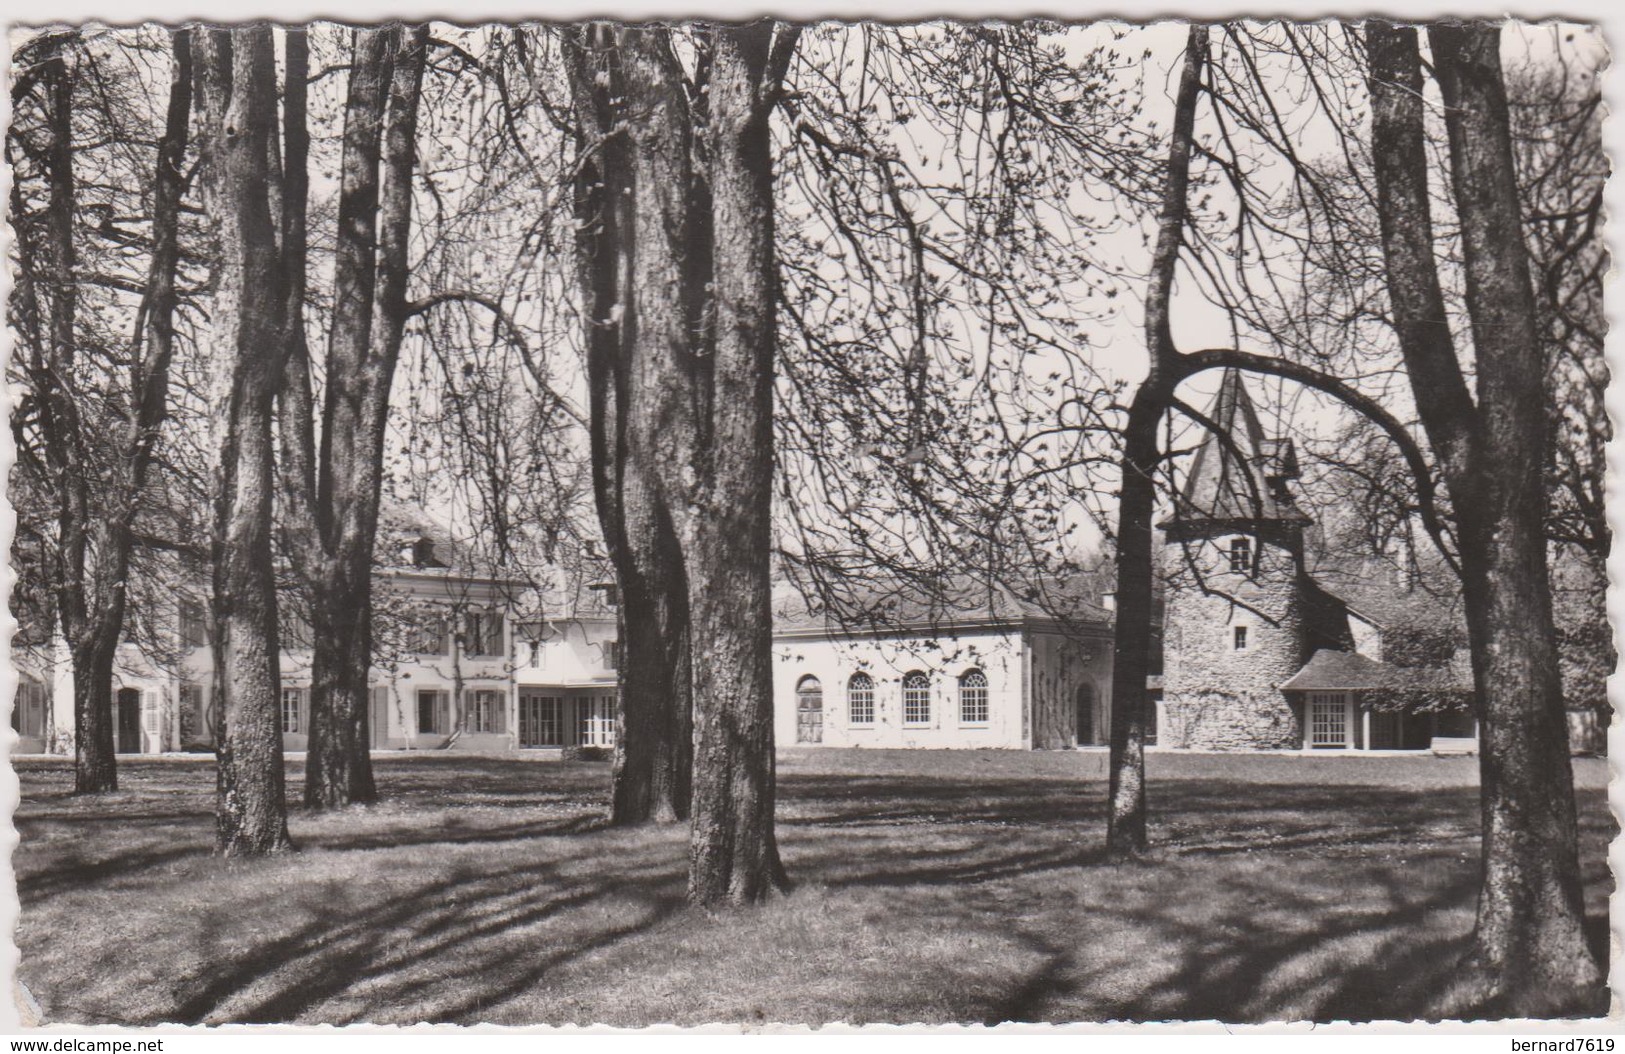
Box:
[143,690,161,750]
[494,692,507,734]
[437,691,449,735]
[369,686,388,746]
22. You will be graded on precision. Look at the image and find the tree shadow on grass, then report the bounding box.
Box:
[162,848,687,1025]
[16,755,1614,1026]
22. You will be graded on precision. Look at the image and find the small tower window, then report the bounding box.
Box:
[1229,537,1252,572]
[1234,625,1249,651]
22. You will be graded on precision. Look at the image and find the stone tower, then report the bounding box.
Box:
[1159,370,1350,749]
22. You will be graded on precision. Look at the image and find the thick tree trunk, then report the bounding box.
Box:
[196,26,293,855]
[1429,24,1603,1015]
[1367,22,1601,1014]
[566,25,694,826]
[301,25,427,808]
[683,24,793,904]
[1104,25,1205,857]
[563,22,797,891]
[613,532,693,824]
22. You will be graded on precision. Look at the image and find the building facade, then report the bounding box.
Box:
[770,590,1115,751]
[1156,370,1478,753]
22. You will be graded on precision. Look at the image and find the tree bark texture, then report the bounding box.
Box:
[566,25,695,826]
[1367,22,1601,1014]
[564,23,799,900]
[1105,24,1205,856]
[682,23,795,904]
[196,26,293,855]
[295,25,428,809]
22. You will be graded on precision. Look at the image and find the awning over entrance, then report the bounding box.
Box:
[1280,648,1472,696]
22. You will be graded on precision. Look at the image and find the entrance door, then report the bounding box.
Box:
[796,676,823,744]
[1076,683,1097,746]
[116,687,142,754]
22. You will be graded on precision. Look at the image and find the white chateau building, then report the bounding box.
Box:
[11,560,1118,758]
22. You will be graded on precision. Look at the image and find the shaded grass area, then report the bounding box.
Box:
[12,749,1612,1025]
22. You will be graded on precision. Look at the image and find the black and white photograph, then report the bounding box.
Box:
[2,10,1615,1031]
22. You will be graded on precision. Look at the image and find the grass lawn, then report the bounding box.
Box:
[11,749,1613,1026]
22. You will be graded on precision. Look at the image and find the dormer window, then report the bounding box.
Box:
[1228,537,1252,572]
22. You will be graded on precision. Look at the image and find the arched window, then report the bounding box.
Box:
[959,669,989,724]
[1076,682,1098,745]
[795,676,824,744]
[847,673,875,725]
[902,671,931,725]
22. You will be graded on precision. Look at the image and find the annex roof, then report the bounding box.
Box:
[1279,648,1473,693]
[771,576,1113,641]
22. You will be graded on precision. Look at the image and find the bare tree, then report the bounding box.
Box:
[564,21,799,902]
[8,28,193,793]
[279,24,430,810]
[1365,20,1600,1014]
[194,25,293,854]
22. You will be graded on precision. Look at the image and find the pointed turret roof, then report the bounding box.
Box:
[1167,369,1311,526]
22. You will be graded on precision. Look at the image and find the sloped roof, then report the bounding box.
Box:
[1167,369,1311,526]
[373,499,524,584]
[1280,648,1473,693]
[771,575,1112,637]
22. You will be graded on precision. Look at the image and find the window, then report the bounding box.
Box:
[1309,693,1349,748]
[12,678,46,738]
[1233,625,1248,651]
[578,695,617,747]
[409,617,449,656]
[514,622,547,667]
[959,670,989,724]
[410,537,444,568]
[280,688,305,734]
[464,610,503,657]
[847,673,875,725]
[417,689,445,734]
[465,689,504,733]
[603,639,621,671]
[179,599,207,648]
[283,610,313,651]
[519,694,565,747]
[902,672,931,725]
[1229,536,1252,572]
[178,682,205,744]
